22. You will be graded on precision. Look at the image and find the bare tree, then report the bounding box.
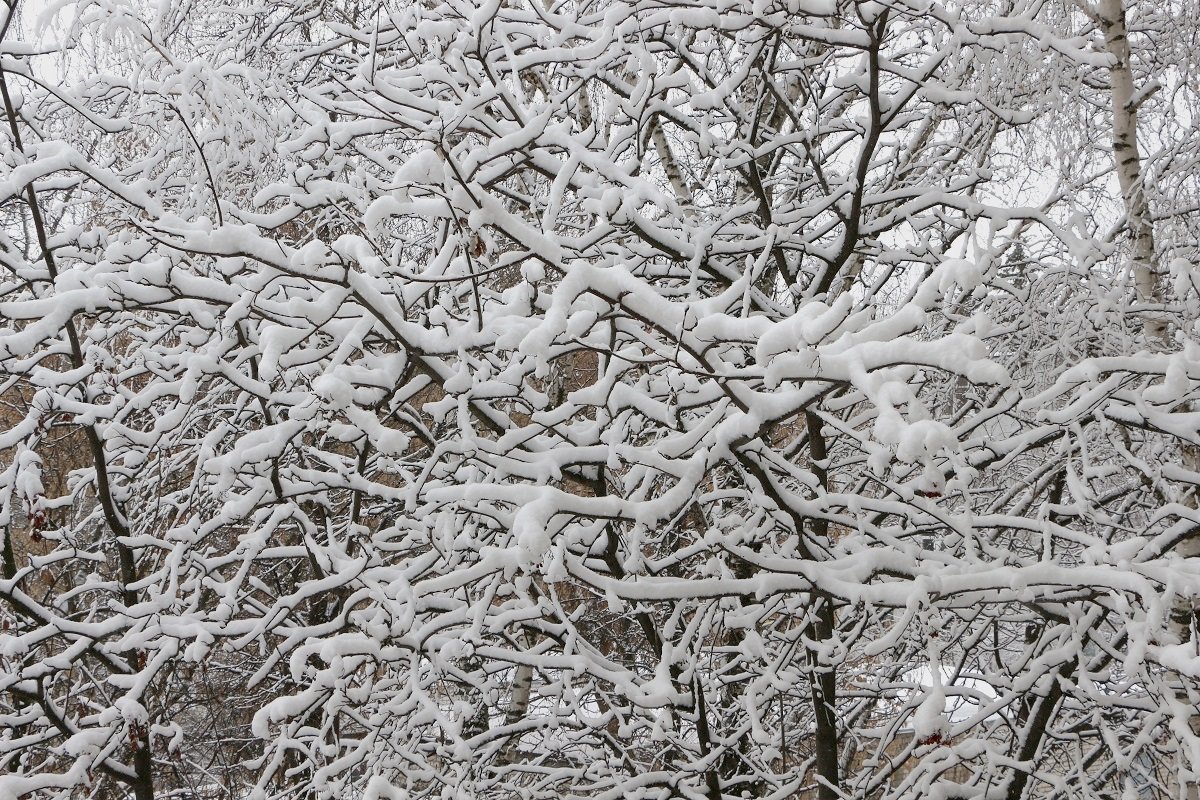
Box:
[1,1,1200,799]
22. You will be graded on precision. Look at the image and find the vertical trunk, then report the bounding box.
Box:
[1098,4,1200,796]
[807,598,840,800]
[1004,663,1070,800]
[498,629,535,765]
[1,522,14,580]
[132,746,155,800]
[1097,0,1166,347]
[805,412,840,800]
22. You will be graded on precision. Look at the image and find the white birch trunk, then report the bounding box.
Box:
[1097,3,1200,795]
[1097,0,1167,347]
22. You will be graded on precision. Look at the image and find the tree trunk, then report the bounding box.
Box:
[1097,3,1200,796]
[1097,0,1166,347]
